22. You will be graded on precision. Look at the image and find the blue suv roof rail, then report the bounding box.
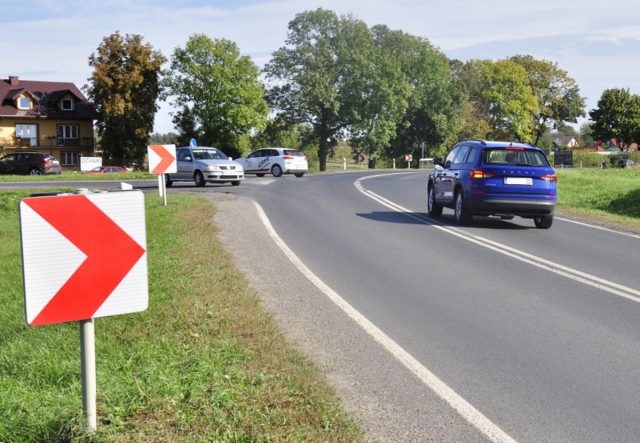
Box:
[464,139,487,145]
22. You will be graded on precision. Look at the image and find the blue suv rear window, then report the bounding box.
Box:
[482,149,549,167]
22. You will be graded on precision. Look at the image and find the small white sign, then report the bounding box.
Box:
[80,157,102,172]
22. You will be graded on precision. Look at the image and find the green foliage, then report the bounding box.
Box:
[265,9,460,168]
[87,32,166,169]
[373,26,462,160]
[346,25,410,159]
[478,59,538,141]
[589,88,640,147]
[265,9,362,170]
[165,34,269,159]
[148,132,178,145]
[509,55,585,144]
[580,122,595,146]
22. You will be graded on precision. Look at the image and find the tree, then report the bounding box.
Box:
[374,27,462,160]
[148,132,178,144]
[165,34,268,158]
[265,9,398,170]
[579,122,595,146]
[457,59,538,142]
[589,88,640,148]
[265,9,350,171]
[509,55,585,144]
[347,25,409,160]
[87,32,165,168]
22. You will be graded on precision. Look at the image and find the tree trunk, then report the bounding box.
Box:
[318,118,329,171]
[318,140,327,171]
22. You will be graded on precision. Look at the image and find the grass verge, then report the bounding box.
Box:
[557,168,640,231]
[0,191,362,442]
[0,171,154,182]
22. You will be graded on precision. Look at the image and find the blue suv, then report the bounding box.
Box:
[427,141,557,228]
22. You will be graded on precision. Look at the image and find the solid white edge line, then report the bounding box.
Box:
[252,200,517,443]
[355,174,640,304]
[555,216,640,239]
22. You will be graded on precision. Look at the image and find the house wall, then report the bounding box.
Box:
[0,119,94,169]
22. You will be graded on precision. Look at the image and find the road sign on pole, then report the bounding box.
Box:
[405,154,413,168]
[148,144,176,206]
[20,190,148,432]
[148,144,177,175]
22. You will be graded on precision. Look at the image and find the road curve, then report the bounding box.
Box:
[218,171,640,442]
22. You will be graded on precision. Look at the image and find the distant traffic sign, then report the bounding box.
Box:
[20,191,148,326]
[148,144,177,174]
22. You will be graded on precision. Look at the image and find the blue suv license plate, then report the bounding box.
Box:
[505,177,532,185]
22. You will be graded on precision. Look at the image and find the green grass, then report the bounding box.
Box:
[0,171,154,182]
[557,168,640,229]
[0,192,363,442]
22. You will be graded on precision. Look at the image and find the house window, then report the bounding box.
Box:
[61,99,73,110]
[56,124,79,146]
[18,97,31,109]
[15,124,38,146]
[62,152,80,166]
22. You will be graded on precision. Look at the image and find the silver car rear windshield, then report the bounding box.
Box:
[482,149,549,167]
[193,149,228,160]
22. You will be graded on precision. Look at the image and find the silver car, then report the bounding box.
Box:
[165,147,244,187]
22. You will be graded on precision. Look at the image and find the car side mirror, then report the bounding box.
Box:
[184,156,192,162]
[433,156,442,166]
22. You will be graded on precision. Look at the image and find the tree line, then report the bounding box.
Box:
[85,8,630,170]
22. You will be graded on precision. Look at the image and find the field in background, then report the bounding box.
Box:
[0,192,362,442]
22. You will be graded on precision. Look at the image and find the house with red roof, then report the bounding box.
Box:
[0,76,96,169]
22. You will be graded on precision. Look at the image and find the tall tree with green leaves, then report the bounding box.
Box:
[589,88,640,148]
[459,59,538,142]
[346,24,410,160]
[87,32,165,168]
[265,9,347,170]
[509,55,585,144]
[165,34,268,158]
[265,9,397,170]
[373,26,462,159]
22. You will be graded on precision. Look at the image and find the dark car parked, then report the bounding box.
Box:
[0,152,62,175]
[427,140,557,228]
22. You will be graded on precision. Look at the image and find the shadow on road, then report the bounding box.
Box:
[356,211,531,230]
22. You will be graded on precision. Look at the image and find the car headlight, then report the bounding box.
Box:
[207,165,221,171]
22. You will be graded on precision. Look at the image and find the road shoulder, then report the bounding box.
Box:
[212,194,487,442]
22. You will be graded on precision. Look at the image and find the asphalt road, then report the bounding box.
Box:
[8,173,640,441]
[233,171,640,442]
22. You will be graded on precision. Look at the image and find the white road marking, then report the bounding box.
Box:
[253,200,517,443]
[555,216,640,239]
[355,174,640,305]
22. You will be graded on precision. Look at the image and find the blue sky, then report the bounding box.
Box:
[3,0,639,133]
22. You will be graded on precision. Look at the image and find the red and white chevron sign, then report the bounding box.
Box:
[20,191,148,326]
[148,144,177,174]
